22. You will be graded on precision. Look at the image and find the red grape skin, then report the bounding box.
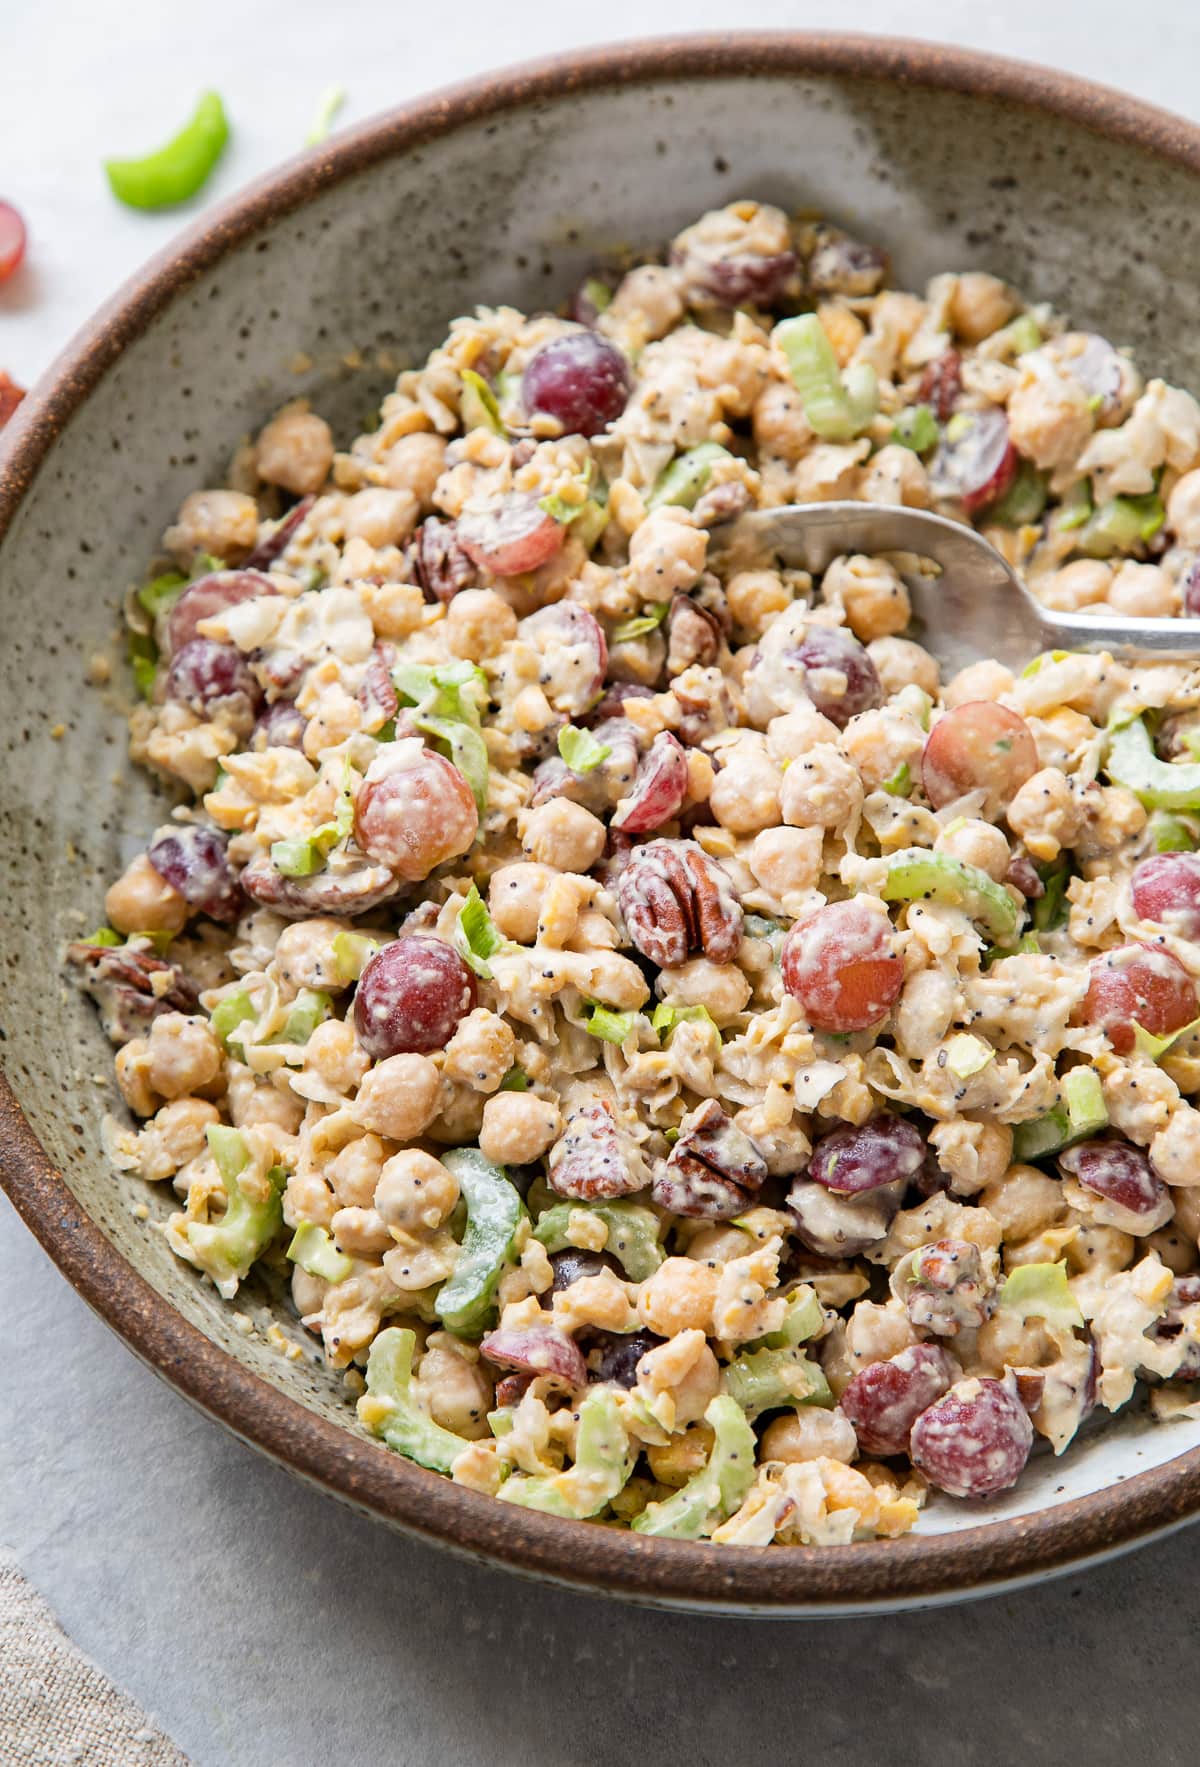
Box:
[909,1377,1034,1498]
[0,201,26,283]
[1082,943,1198,1055]
[480,1326,588,1391]
[147,825,241,923]
[922,702,1038,820]
[164,638,262,725]
[1131,853,1200,940]
[166,569,278,654]
[457,495,564,577]
[791,627,882,729]
[353,935,477,1057]
[518,603,608,717]
[354,744,478,881]
[253,700,307,751]
[612,732,689,833]
[808,1116,926,1195]
[1059,1138,1171,1225]
[521,331,631,437]
[782,900,903,1032]
[930,407,1017,514]
[840,1344,959,1457]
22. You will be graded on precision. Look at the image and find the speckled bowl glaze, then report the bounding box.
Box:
[5,34,1200,1615]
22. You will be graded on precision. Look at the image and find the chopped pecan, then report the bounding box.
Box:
[548,1098,648,1201]
[666,596,722,675]
[415,515,477,604]
[616,839,742,967]
[1004,852,1043,899]
[651,1100,767,1219]
[357,644,399,733]
[917,351,963,422]
[805,223,888,297]
[66,942,199,1046]
[692,479,751,529]
[671,665,736,747]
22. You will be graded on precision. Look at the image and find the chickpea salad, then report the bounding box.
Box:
[71,200,1200,1546]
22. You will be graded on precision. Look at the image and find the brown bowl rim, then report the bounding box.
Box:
[5,31,1200,1611]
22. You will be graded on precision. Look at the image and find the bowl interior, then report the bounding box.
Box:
[3,46,1200,1587]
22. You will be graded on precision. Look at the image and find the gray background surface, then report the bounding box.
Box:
[4,3,1200,1761]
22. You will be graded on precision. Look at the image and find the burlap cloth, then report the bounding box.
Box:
[0,1553,189,1765]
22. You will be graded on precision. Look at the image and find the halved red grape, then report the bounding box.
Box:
[1148,1277,1200,1380]
[922,701,1038,819]
[457,495,564,577]
[782,900,903,1032]
[481,1325,587,1391]
[930,407,1018,515]
[787,1177,906,1257]
[167,569,278,654]
[353,934,477,1058]
[809,1116,926,1195]
[612,731,689,833]
[909,1376,1034,1498]
[354,746,478,881]
[164,638,262,724]
[253,699,307,750]
[918,350,963,421]
[1060,1138,1172,1228]
[584,682,655,726]
[147,825,241,923]
[1082,943,1198,1055]
[806,228,884,298]
[0,201,26,283]
[522,332,631,437]
[241,854,399,919]
[791,626,882,729]
[1131,852,1200,940]
[548,1248,622,1293]
[0,371,26,427]
[519,602,608,716]
[840,1343,959,1457]
[589,1329,666,1389]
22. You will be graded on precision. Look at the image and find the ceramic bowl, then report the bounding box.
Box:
[5,33,1200,1615]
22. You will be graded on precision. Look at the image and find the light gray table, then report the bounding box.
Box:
[5,4,1200,1761]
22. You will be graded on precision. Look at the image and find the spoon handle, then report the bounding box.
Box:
[1040,610,1200,660]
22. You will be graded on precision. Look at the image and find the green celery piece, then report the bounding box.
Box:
[394,658,486,728]
[460,369,505,436]
[774,314,878,442]
[631,1396,756,1538]
[991,459,1048,527]
[1032,856,1071,932]
[434,1149,524,1337]
[105,91,230,211]
[1132,1014,1200,1063]
[498,1065,529,1092]
[582,277,613,315]
[1078,491,1165,558]
[757,1285,823,1350]
[273,988,331,1046]
[271,826,340,878]
[881,761,912,797]
[1003,314,1043,355]
[497,1388,633,1519]
[455,882,506,980]
[360,1327,471,1472]
[881,848,1019,941]
[998,1261,1084,1331]
[186,1130,284,1296]
[889,405,938,454]
[584,1002,640,1044]
[288,1222,353,1284]
[128,631,158,699]
[533,1200,664,1282]
[558,724,611,772]
[417,713,489,815]
[137,570,187,619]
[304,83,346,147]
[1149,812,1200,853]
[331,930,380,983]
[1105,716,1200,811]
[651,1001,718,1041]
[611,603,670,644]
[210,987,256,1051]
[1012,1067,1107,1162]
[570,499,609,554]
[646,442,732,512]
[84,927,124,948]
[945,1032,994,1079]
[722,1345,833,1420]
[1054,478,1094,533]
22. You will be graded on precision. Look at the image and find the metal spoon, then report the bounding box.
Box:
[716,502,1200,678]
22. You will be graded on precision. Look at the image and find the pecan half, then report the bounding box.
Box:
[66,942,199,1046]
[666,595,722,675]
[616,839,742,967]
[548,1098,648,1201]
[414,515,477,604]
[651,1100,767,1219]
[357,644,399,733]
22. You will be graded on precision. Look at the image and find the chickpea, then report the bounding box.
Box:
[748,825,823,897]
[944,657,1015,707]
[326,1133,388,1209]
[765,705,843,764]
[375,1148,459,1234]
[685,1225,755,1265]
[1168,469,1200,546]
[637,1258,719,1337]
[839,707,925,794]
[761,1408,857,1465]
[272,918,353,992]
[351,1053,441,1140]
[255,408,334,497]
[981,1163,1068,1241]
[519,799,607,872]
[1037,559,1112,613]
[1007,372,1092,473]
[442,1008,516,1094]
[935,818,1010,881]
[304,1018,370,1095]
[343,487,419,549]
[114,1042,158,1118]
[780,742,863,830]
[330,1205,392,1259]
[948,272,1016,342]
[137,1096,220,1181]
[627,507,707,602]
[604,264,684,343]
[893,968,956,1059]
[380,431,447,509]
[858,444,929,510]
[1150,1106,1200,1188]
[824,554,911,641]
[928,1117,1012,1197]
[752,379,811,462]
[488,862,558,943]
[479,1093,562,1166]
[657,956,751,1024]
[646,1425,716,1488]
[444,589,518,661]
[868,636,940,699]
[726,569,792,640]
[1107,561,1178,618]
[105,852,188,937]
[164,490,260,566]
[142,1013,222,1101]
[1007,767,1081,862]
[226,1068,304,1135]
[1065,1222,1135,1276]
[607,632,666,687]
[710,751,783,835]
[844,1299,915,1369]
[415,1336,492,1439]
[291,1264,327,1320]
